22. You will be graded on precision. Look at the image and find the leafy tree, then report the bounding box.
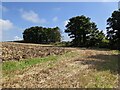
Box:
[45,27,61,43]
[52,27,61,42]
[65,15,105,47]
[106,9,120,50]
[23,26,61,44]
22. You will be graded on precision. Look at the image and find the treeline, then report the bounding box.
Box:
[22,9,120,50]
[65,9,120,50]
[23,26,61,44]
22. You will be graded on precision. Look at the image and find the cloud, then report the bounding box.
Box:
[0,19,14,31]
[53,16,58,22]
[64,20,69,27]
[0,19,15,41]
[14,36,22,41]
[20,9,46,24]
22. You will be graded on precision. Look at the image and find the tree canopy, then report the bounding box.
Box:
[65,15,105,47]
[106,9,120,50]
[21,11,120,50]
[23,26,61,44]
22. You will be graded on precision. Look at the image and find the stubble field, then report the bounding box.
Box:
[1,42,119,88]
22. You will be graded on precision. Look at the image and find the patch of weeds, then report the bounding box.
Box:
[2,55,58,77]
[2,61,17,71]
[2,51,76,77]
[112,50,120,54]
[63,51,79,58]
[47,51,78,68]
[85,70,118,88]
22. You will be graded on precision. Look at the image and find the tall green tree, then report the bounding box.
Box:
[65,15,105,47]
[65,15,91,46]
[106,9,120,50]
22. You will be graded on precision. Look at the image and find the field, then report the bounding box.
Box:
[1,42,120,88]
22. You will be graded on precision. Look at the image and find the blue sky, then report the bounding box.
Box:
[0,2,118,41]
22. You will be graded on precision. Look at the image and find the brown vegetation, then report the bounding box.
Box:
[1,42,70,61]
[1,42,119,88]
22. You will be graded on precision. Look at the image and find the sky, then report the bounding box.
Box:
[0,2,119,41]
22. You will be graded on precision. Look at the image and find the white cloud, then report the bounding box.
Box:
[14,36,22,41]
[0,19,15,41]
[64,20,69,27]
[20,9,46,24]
[0,19,14,31]
[53,16,58,22]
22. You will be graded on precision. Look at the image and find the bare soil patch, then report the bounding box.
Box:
[1,42,70,61]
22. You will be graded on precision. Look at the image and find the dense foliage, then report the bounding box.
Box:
[23,26,61,43]
[22,9,120,50]
[107,9,120,50]
[65,15,105,47]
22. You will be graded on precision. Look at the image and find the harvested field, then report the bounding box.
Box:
[1,42,120,88]
[1,42,70,61]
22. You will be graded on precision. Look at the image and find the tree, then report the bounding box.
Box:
[106,9,120,50]
[45,27,61,43]
[52,27,61,42]
[23,26,61,44]
[65,15,105,47]
[23,26,40,43]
